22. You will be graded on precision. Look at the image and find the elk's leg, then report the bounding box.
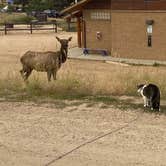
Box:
[47,70,52,82]
[20,67,26,78]
[20,69,25,79]
[20,65,28,79]
[52,70,57,80]
[24,69,32,81]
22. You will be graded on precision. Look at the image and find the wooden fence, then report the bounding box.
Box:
[0,21,57,35]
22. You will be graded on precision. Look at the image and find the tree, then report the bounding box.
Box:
[14,0,29,10]
[13,0,81,12]
[54,0,78,10]
[26,0,52,11]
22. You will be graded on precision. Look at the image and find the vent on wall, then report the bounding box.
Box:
[91,12,111,20]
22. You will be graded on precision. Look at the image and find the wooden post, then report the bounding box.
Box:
[82,20,86,48]
[67,18,71,32]
[77,17,82,48]
[55,21,57,33]
[67,21,71,32]
[30,23,32,34]
[4,23,7,35]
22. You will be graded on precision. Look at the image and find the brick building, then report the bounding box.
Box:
[62,0,166,61]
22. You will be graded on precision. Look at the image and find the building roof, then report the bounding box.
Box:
[64,10,82,20]
[61,0,92,15]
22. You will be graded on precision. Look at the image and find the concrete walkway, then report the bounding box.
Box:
[68,47,166,66]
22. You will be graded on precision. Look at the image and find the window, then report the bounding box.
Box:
[91,11,111,20]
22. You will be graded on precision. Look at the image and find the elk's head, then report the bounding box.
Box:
[56,36,72,50]
[56,36,72,63]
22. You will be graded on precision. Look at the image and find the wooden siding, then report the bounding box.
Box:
[85,0,111,9]
[111,0,166,10]
[84,0,166,10]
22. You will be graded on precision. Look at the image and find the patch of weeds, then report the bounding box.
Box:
[117,102,142,110]
[86,102,97,108]
[25,80,43,96]
[67,108,78,113]
[100,104,110,109]
[87,96,118,104]
[129,63,148,67]
[119,60,147,66]
[84,96,140,110]
[69,101,85,107]
[153,62,160,67]
[49,94,82,100]
[152,62,166,68]
[52,101,68,109]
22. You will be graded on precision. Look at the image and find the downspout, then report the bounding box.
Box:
[83,19,86,48]
[77,16,82,47]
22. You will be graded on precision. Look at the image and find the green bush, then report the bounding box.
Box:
[0,13,35,24]
[11,15,35,24]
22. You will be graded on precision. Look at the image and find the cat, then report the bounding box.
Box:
[137,83,160,111]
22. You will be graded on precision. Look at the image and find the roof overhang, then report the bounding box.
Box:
[61,0,92,15]
[64,10,82,20]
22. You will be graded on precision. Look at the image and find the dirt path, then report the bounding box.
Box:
[0,101,165,166]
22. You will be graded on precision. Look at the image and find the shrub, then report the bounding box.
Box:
[0,13,35,24]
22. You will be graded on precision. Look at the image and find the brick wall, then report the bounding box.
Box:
[83,9,166,60]
[83,10,111,52]
[111,11,166,60]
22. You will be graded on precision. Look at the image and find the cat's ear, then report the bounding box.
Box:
[137,84,144,88]
[136,84,140,89]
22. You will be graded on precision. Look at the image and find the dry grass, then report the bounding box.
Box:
[0,32,166,101]
[0,59,166,100]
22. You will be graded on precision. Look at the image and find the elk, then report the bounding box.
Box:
[20,36,72,81]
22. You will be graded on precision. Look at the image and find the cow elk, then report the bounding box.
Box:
[20,36,72,81]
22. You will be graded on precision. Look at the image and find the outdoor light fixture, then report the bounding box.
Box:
[147,24,153,35]
[96,31,102,40]
[146,20,154,26]
[146,20,154,47]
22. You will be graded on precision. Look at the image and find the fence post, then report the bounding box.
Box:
[4,23,7,35]
[53,21,57,33]
[30,23,32,34]
[54,22,57,33]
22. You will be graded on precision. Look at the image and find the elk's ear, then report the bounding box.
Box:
[68,37,72,41]
[56,36,61,42]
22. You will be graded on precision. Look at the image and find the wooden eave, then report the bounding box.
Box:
[61,0,92,15]
[64,10,82,20]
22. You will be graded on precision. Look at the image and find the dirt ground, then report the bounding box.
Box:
[0,101,166,166]
[0,31,166,166]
